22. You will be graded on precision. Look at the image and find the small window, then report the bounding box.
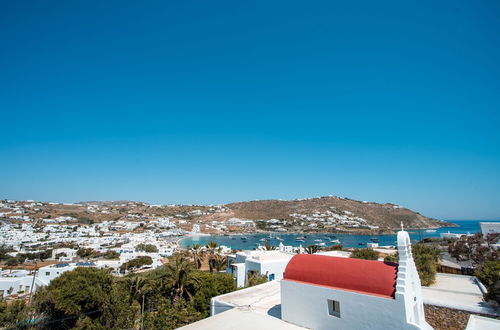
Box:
[45,272,50,276]
[327,299,340,318]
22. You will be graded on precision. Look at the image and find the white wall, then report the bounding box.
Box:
[281,280,421,330]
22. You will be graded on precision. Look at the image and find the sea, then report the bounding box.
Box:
[179,219,500,250]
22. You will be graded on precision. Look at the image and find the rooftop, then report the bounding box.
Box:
[213,280,281,316]
[284,254,398,298]
[177,307,305,330]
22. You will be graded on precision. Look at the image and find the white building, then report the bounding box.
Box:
[480,222,500,235]
[280,229,433,329]
[227,250,294,287]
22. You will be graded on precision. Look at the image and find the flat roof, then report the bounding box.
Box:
[214,280,281,316]
[422,273,499,316]
[177,307,305,330]
[243,251,295,262]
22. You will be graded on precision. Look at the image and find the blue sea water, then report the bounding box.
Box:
[179,220,500,250]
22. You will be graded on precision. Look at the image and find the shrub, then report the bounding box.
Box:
[351,248,379,260]
[136,244,159,253]
[476,261,500,304]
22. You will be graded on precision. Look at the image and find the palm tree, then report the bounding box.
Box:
[189,244,206,270]
[206,241,222,273]
[164,254,198,301]
[263,242,276,251]
[305,245,320,254]
[213,254,227,272]
[123,276,150,330]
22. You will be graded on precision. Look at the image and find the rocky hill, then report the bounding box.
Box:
[223,196,452,231]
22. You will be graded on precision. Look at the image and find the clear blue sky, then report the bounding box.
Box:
[1,1,499,220]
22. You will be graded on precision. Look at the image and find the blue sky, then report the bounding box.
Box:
[1,1,499,219]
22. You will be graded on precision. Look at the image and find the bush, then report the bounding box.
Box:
[351,248,379,260]
[103,250,120,260]
[77,248,96,259]
[476,261,500,304]
[120,256,153,273]
[136,243,158,253]
[412,244,442,286]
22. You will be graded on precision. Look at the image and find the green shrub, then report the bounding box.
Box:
[351,248,379,260]
[476,261,500,304]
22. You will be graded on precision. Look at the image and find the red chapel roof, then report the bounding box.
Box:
[283,254,398,298]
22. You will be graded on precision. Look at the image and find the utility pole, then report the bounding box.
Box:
[28,262,38,304]
[141,294,145,330]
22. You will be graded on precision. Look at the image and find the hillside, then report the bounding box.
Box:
[223,196,452,232]
[1,196,454,234]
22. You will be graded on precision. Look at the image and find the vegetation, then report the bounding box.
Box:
[76,247,96,259]
[305,245,320,254]
[0,254,237,329]
[263,242,277,251]
[247,271,268,287]
[102,250,120,260]
[136,243,159,253]
[351,248,379,260]
[188,244,206,269]
[476,261,500,304]
[448,233,499,266]
[412,244,442,286]
[324,244,344,251]
[120,256,153,273]
[205,241,224,273]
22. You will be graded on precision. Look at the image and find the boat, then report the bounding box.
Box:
[296,236,306,242]
[241,236,247,240]
[330,239,340,244]
[370,238,379,243]
[259,238,268,242]
[425,229,437,233]
[314,239,323,242]
[318,242,326,247]
[358,242,364,246]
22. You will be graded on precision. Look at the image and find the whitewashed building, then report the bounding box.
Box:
[227,250,294,287]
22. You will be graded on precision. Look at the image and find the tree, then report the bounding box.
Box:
[247,271,268,287]
[263,242,276,251]
[0,299,29,328]
[188,244,206,270]
[77,247,96,259]
[103,250,120,260]
[143,299,202,330]
[205,241,222,273]
[124,276,151,329]
[190,271,236,317]
[33,267,115,329]
[305,245,320,254]
[351,248,379,260]
[136,243,159,253]
[412,244,442,286]
[163,254,198,302]
[476,261,500,304]
[120,256,153,273]
[212,254,227,272]
[448,233,499,266]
